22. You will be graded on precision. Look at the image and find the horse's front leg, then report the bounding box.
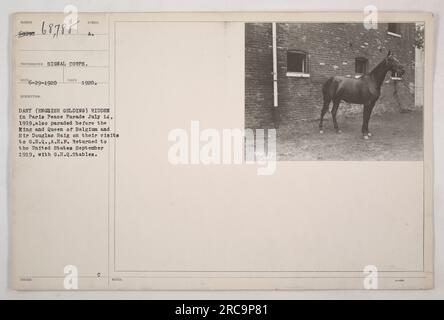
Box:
[361,102,375,139]
[368,102,376,137]
[331,100,341,133]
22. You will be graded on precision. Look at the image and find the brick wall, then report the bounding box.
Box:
[245,23,274,129]
[245,23,417,128]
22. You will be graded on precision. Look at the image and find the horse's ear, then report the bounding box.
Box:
[387,50,392,57]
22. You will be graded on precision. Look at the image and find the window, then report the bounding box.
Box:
[287,50,309,77]
[391,70,403,80]
[355,57,368,75]
[388,23,401,37]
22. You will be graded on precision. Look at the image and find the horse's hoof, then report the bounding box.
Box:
[336,129,342,134]
[363,135,369,140]
[319,130,324,134]
[367,132,372,137]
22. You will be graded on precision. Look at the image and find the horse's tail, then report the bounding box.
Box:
[322,77,335,103]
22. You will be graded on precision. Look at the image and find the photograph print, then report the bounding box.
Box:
[245,22,425,161]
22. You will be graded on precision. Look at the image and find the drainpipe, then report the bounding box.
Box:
[272,22,280,128]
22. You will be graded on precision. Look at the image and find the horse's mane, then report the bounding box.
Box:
[368,58,388,76]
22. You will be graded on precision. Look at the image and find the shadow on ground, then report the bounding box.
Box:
[277,110,423,161]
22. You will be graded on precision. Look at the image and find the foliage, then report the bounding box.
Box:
[415,24,425,50]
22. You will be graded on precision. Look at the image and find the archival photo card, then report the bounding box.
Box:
[9,12,433,290]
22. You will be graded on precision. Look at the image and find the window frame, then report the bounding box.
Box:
[391,70,403,81]
[355,57,369,76]
[387,23,402,38]
[286,50,310,77]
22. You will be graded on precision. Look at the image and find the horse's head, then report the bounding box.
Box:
[386,50,405,76]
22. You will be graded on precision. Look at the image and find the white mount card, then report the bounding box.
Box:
[9,12,433,290]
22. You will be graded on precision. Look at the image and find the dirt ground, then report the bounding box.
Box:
[276,110,423,161]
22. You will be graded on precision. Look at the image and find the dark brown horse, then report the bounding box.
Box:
[319,51,405,139]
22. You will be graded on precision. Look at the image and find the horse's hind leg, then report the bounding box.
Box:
[331,100,341,133]
[319,99,330,134]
